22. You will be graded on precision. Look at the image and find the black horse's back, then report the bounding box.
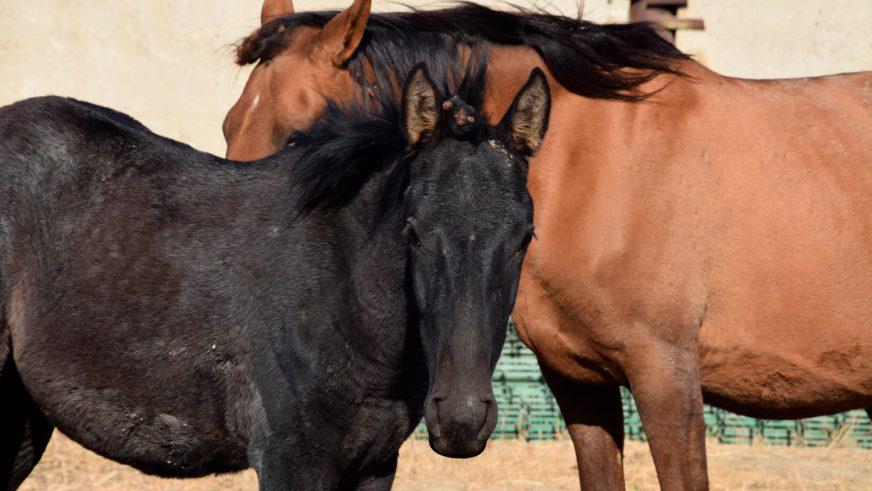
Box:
[68,99,151,133]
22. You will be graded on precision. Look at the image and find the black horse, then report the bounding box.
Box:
[0,57,550,489]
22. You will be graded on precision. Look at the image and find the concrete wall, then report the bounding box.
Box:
[1,1,870,155]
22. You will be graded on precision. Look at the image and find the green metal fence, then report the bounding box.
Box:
[415,324,872,448]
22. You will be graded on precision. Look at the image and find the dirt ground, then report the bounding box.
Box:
[18,434,872,490]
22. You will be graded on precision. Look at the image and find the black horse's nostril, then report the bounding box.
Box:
[475,396,498,440]
[425,396,445,438]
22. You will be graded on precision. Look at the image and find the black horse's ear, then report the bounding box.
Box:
[402,64,440,146]
[499,68,551,155]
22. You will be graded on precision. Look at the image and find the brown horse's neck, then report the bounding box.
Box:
[483,46,561,122]
[483,45,714,256]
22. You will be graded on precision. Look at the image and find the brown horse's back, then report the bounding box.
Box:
[692,68,872,417]
[516,62,872,419]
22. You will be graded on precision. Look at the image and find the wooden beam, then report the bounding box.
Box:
[646,0,689,7]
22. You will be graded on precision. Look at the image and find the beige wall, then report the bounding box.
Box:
[0,1,263,155]
[1,1,870,156]
[677,0,872,78]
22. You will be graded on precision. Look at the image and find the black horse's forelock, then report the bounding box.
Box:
[236,2,688,101]
[290,47,491,215]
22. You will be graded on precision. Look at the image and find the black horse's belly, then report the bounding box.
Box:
[66,402,249,477]
[8,228,255,477]
[15,333,252,477]
[35,382,250,477]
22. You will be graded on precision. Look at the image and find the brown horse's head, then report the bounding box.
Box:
[226,0,689,161]
[224,0,370,160]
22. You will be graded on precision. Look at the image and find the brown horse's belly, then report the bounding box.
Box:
[698,325,872,418]
[512,272,625,387]
[522,324,622,386]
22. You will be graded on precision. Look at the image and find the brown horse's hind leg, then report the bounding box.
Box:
[541,366,625,490]
[0,352,54,491]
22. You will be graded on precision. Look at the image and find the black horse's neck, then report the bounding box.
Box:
[251,148,420,399]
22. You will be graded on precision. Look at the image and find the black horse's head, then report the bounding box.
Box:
[291,56,550,458]
[400,65,550,457]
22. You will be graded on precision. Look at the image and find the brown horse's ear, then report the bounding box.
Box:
[402,64,440,146]
[314,0,371,66]
[261,0,295,25]
[499,68,551,155]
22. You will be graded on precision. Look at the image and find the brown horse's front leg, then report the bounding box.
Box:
[628,348,709,491]
[542,366,625,490]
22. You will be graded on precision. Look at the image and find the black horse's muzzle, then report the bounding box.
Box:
[424,392,497,458]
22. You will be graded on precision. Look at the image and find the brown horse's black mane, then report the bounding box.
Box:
[236,2,688,101]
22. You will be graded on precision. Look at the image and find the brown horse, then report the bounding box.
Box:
[223,1,872,489]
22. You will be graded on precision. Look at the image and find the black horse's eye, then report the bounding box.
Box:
[406,220,422,248]
[518,229,535,254]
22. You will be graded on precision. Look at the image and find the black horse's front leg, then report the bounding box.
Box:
[343,452,398,491]
[253,440,341,491]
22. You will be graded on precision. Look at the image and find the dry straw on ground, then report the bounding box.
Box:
[19,434,872,490]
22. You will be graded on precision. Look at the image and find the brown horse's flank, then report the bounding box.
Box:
[225,2,872,490]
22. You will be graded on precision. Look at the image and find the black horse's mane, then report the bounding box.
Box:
[290,48,490,214]
[237,2,688,101]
